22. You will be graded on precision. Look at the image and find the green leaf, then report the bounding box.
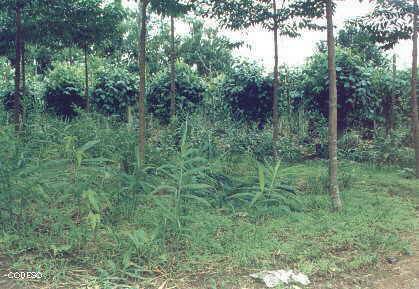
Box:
[181,194,212,207]
[79,140,100,153]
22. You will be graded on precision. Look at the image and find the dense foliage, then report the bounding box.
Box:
[44,62,85,118]
[301,48,376,133]
[221,62,273,124]
[92,65,138,118]
[146,62,206,122]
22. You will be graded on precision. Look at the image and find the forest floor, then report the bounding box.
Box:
[0,162,418,289]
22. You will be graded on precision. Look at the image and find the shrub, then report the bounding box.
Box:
[220,61,273,124]
[370,68,411,128]
[338,128,414,167]
[44,62,85,118]
[2,90,41,113]
[92,66,138,119]
[300,48,376,133]
[0,58,13,96]
[146,62,206,122]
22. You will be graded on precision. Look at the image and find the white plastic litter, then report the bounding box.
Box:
[249,270,310,288]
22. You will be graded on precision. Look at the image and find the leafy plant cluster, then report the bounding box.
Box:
[146,61,206,122]
[300,48,377,132]
[43,62,86,118]
[220,61,273,124]
[92,65,138,119]
[339,128,415,167]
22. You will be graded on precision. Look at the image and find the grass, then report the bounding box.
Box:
[2,161,418,289]
[0,113,418,289]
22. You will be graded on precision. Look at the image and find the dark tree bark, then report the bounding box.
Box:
[13,3,23,131]
[411,0,419,178]
[272,0,279,148]
[170,15,176,119]
[21,38,25,93]
[84,44,90,111]
[326,0,342,211]
[137,0,148,165]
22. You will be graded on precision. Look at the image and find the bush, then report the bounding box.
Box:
[2,90,42,113]
[370,68,411,127]
[220,61,273,124]
[339,128,414,167]
[92,65,138,119]
[44,62,85,118]
[146,62,206,122]
[300,48,376,133]
[0,58,13,96]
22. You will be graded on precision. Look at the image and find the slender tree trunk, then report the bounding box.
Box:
[272,0,279,148]
[69,46,74,65]
[326,0,342,211]
[170,14,177,119]
[411,0,419,178]
[137,0,148,165]
[13,4,23,131]
[385,55,396,136]
[389,54,396,132]
[21,39,25,93]
[84,44,89,111]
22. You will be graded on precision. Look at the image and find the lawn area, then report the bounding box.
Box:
[1,160,417,289]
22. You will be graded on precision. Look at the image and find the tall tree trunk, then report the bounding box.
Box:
[21,38,25,93]
[170,15,176,119]
[411,0,419,178]
[326,0,342,211]
[388,54,396,134]
[137,0,148,165]
[385,55,396,136]
[13,3,23,131]
[272,0,279,149]
[84,44,89,111]
[69,46,74,65]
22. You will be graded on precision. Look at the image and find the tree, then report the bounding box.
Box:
[62,0,125,111]
[0,0,30,130]
[13,2,23,130]
[199,0,323,150]
[412,0,419,178]
[137,0,148,165]
[0,0,124,125]
[179,18,242,77]
[337,24,387,66]
[133,0,193,164]
[150,1,191,119]
[0,0,58,129]
[326,0,342,211]
[170,14,176,118]
[359,0,419,177]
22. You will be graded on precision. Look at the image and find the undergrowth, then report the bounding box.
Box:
[0,112,417,289]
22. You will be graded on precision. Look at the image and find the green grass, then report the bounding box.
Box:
[0,113,418,289]
[1,161,417,289]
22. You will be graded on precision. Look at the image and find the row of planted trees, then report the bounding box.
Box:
[134,0,419,211]
[2,0,419,211]
[0,0,126,129]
